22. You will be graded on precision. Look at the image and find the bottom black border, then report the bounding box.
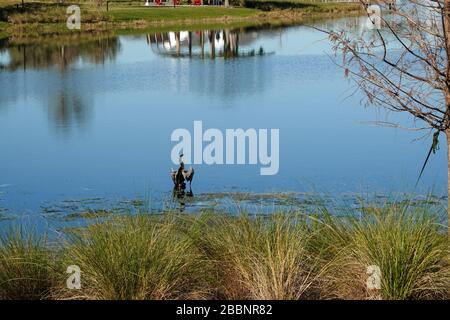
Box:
[0,300,447,318]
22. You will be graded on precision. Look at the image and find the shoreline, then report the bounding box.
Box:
[0,3,364,40]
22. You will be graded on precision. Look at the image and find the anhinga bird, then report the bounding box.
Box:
[171,154,194,192]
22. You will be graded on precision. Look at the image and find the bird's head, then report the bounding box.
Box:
[178,153,184,163]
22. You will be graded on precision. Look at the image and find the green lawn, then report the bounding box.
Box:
[108,7,259,22]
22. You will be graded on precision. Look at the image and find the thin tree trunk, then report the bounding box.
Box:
[188,31,192,58]
[445,0,450,234]
[447,128,450,235]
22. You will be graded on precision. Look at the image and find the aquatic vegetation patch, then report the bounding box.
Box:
[63,209,114,221]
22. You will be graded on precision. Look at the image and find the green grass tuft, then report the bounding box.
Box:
[314,205,450,299]
[60,214,210,299]
[187,212,322,299]
[0,228,58,300]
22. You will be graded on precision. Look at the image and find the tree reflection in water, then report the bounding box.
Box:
[47,90,92,136]
[0,36,121,135]
[146,29,270,59]
[0,36,120,71]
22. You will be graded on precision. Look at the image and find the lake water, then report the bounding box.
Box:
[0,16,447,228]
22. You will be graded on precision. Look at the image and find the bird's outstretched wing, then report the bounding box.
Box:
[183,167,194,182]
[170,169,177,185]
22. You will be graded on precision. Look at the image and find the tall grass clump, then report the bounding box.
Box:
[317,204,450,300]
[60,214,209,300]
[0,228,57,300]
[1,201,449,300]
[188,212,322,299]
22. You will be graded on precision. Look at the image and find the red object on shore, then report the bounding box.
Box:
[155,0,161,5]
[193,0,201,5]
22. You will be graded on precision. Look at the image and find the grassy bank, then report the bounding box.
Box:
[1,203,449,300]
[0,1,363,39]
[108,6,258,22]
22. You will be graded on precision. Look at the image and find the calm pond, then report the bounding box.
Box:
[0,16,447,227]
